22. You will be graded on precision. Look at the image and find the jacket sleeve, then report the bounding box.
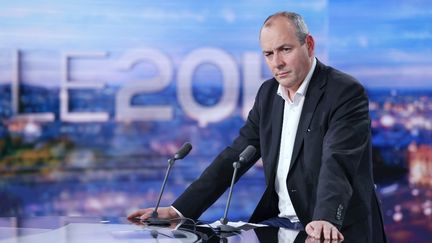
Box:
[312,80,372,227]
[171,82,266,220]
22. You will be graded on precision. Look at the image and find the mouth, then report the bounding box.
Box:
[276,71,290,78]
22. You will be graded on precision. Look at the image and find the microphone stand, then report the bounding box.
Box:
[217,145,255,237]
[146,142,192,226]
[147,157,175,226]
[218,161,241,233]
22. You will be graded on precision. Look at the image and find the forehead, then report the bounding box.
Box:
[259,17,299,48]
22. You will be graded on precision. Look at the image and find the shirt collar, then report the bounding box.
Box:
[277,57,317,102]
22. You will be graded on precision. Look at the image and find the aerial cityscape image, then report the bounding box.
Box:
[1,0,431,242]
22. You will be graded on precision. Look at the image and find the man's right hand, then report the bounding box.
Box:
[127,207,180,221]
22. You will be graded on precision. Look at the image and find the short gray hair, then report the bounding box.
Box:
[262,12,309,44]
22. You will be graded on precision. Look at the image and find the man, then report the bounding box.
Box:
[128,12,387,242]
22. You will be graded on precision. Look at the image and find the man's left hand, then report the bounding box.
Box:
[305,220,344,241]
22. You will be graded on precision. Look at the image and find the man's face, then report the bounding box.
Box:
[260,17,314,94]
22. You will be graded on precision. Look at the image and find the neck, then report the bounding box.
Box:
[284,84,301,102]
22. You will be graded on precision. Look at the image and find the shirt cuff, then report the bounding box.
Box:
[170,205,184,218]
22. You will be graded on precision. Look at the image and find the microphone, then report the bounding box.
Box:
[239,145,256,163]
[174,143,193,160]
[147,142,193,225]
[218,145,256,233]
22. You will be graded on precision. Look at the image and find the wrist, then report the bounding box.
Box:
[168,207,180,218]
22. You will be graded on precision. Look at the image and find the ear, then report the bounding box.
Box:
[306,35,315,57]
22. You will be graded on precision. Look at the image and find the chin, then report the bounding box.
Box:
[277,79,296,87]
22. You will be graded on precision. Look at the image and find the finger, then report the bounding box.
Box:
[305,223,315,236]
[305,236,322,243]
[337,231,344,241]
[305,223,315,238]
[312,224,323,239]
[330,226,344,241]
[139,209,154,220]
[331,227,339,240]
[127,209,147,219]
[323,224,331,240]
[128,217,143,225]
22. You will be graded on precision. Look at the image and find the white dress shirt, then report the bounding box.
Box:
[275,58,317,221]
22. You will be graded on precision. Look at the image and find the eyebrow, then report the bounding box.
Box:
[262,44,293,54]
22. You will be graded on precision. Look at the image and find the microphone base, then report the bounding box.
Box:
[145,217,171,226]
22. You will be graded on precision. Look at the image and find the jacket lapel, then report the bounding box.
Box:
[289,61,327,171]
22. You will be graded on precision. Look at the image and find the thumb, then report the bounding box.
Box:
[139,209,155,219]
[305,222,314,235]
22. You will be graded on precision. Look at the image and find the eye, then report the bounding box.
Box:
[263,52,273,57]
[282,47,292,53]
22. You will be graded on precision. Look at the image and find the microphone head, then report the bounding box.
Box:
[174,142,192,160]
[239,145,256,163]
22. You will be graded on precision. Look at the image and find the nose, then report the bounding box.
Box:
[272,52,285,69]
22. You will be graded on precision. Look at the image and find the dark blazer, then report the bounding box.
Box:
[172,60,387,242]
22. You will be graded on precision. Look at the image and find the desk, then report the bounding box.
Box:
[0,216,312,243]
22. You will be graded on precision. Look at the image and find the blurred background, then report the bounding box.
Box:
[0,0,431,241]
